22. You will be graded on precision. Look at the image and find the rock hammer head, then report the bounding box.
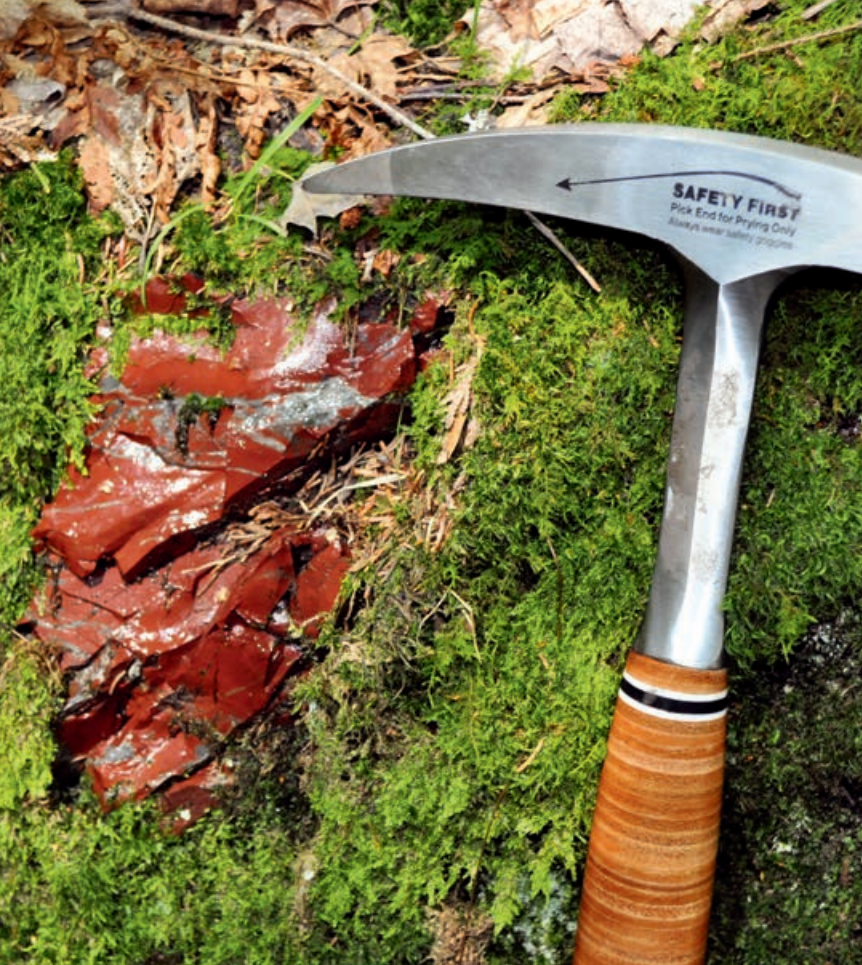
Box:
[304,124,862,285]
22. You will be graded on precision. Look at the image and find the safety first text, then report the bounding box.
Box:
[668,180,803,247]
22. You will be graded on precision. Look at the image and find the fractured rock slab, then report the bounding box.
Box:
[27,278,440,814]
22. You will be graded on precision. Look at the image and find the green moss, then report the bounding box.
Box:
[106,291,237,381]
[0,641,62,811]
[379,0,475,49]
[0,154,119,620]
[0,790,305,964]
[146,141,315,300]
[174,393,227,456]
[704,282,862,667]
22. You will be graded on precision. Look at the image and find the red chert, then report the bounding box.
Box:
[27,279,436,817]
[35,293,416,580]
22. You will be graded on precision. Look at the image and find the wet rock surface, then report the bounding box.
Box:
[711,615,862,958]
[26,278,446,820]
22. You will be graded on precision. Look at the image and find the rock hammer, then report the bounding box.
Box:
[305,125,862,964]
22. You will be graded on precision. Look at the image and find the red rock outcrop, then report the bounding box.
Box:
[27,278,448,819]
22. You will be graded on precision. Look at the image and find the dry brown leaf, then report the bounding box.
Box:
[465,1,564,82]
[3,7,322,224]
[12,11,71,54]
[339,205,363,230]
[305,0,373,18]
[51,80,120,145]
[281,162,366,235]
[437,338,485,466]
[0,88,20,120]
[489,0,540,41]
[53,71,158,225]
[233,67,283,159]
[0,0,87,39]
[5,76,65,122]
[250,0,277,24]
[0,0,30,39]
[78,135,114,211]
[92,84,124,143]
[570,68,611,94]
[700,0,773,43]
[269,0,375,39]
[195,94,220,203]
[555,5,642,70]
[495,85,557,128]
[312,33,412,102]
[372,248,400,277]
[619,0,700,42]
[328,102,392,158]
[533,0,584,36]
[470,0,708,80]
[148,88,201,219]
[0,115,53,170]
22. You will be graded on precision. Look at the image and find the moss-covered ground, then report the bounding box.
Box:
[2,2,862,962]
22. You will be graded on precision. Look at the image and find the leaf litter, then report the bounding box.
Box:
[0,0,776,202]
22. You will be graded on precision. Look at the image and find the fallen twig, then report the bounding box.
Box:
[802,0,843,20]
[127,3,600,292]
[524,211,601,291]
[732,18,862,61]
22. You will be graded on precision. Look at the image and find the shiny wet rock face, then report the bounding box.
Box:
[26,278,445,823]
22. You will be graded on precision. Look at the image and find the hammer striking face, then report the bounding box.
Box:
[305,126,862,965]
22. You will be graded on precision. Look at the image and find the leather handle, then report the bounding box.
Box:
[573,651,728,965]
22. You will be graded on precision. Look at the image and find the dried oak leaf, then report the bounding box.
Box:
[147,87,201,221]
[0,115,53,170]
[324,102,391,160]
[233,67,283,159]
[487,0,540,41]
[554,5,642,70]
[195,93,220,203]
[495,86,557,128]
[312,33,412,102]
[372,248,399,277]
[465,1,562,81]
[52,80,122,146]
[339,206,363,230]
[0,88,20,119]
[54,78,157,223]
[0,0,29,39]
[532,0,584,36]
[269,0,375,39]
[78,136,114,211]
[281,162,365,235]
[619,0,701,42]
[0,0,87,39]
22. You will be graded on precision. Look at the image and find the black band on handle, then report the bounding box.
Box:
[620,674,729,718]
